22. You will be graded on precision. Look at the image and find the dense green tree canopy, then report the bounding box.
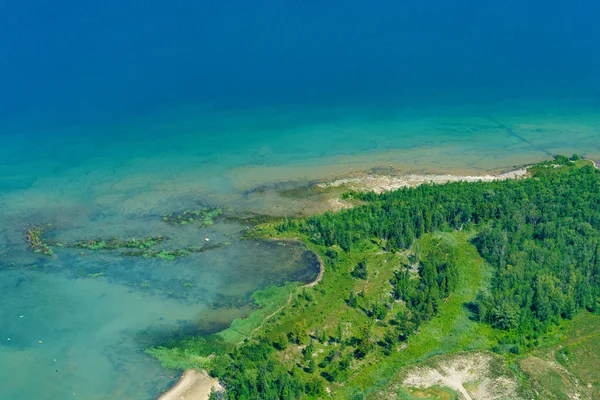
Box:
[283,159,600,336]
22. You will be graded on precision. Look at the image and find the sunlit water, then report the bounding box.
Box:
[2,0,600,398]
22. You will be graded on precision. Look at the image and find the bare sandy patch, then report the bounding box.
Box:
[402,352,521,400]
[318,168,528,195]
[158,369,223,400]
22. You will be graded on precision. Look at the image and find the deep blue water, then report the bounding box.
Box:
[1,1,600,399]
[2,0,599,127]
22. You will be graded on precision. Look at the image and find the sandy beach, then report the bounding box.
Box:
[312,167,528,212]
[318,168,528,194]
[158,369,223,400]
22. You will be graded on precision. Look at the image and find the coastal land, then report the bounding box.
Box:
[5,153,597,400]
[156,165,528,399]
[156,156,600,400]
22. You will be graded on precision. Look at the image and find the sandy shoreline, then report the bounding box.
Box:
[157,369,223,400]
[314,167,528,212]
[317,168,528,194]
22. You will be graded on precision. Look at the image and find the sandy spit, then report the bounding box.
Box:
[158,369,223,400]
[317,168,528,195]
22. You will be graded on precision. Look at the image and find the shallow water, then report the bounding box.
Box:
[2,98,600,218]
[0,215,319,399]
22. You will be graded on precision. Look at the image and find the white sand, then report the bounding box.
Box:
[403,353,519,400]
[318,168,528,194]
[158,369,223,400]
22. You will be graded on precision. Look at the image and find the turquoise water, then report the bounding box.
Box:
[3,97,600,214]
[1,214,319,399]
[2,0,600,398]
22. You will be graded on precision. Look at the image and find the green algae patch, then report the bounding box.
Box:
[66,235,169,251]
[162,208,223,227]
[61,234,229,261]
[120,242,228,260]
[146,334,233,370]
[25,224,54,256]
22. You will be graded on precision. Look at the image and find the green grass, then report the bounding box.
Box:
[574,159,595,168]
[247,229,499,399]
[339,231,499,398]
[519,312,600,399]
[219,283,299,344]
[398,386,458,400]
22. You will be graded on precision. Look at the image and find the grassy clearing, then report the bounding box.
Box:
[394,351,529,400]
[380,297,600,400]
[248,229,500,399]
[341,231,500,398]
[400,386,458,400]
[559,319,600,396]
[519,312,600,400]
[574,159,595,168]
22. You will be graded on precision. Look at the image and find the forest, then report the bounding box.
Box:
[287,156,600,338]
[195,156,600,399]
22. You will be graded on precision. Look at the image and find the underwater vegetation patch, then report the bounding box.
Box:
[225,211,282,226]
[24,224,54,256]
[279,183,331,198]
[65,235,169,251]
[22,224,229,261]
[162,208,223,227]
[120,242,229,260]
[22,206,237,260]
[210,292,254,309]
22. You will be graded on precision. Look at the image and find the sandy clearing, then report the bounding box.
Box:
[402,352,520,400]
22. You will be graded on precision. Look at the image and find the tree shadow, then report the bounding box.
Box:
[463,301,480,322]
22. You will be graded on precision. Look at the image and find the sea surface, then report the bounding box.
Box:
[1,0,600,399]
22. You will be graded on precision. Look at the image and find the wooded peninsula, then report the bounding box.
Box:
[151,155,600,400]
